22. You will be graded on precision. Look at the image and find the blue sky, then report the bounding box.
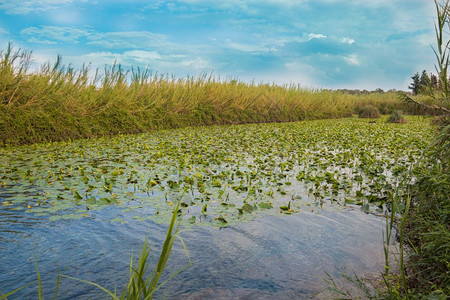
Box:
[0,0,438,90]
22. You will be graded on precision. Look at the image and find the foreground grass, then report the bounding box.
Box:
[404,127,449,297]
[0,44,428,147]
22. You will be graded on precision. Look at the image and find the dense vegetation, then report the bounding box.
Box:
[0,44,428,147]
[0,117,431,227]
[393,1,450,297]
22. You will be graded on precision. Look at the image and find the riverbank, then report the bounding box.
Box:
[0,45,428,147]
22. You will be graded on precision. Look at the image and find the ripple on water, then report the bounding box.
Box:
[0,202,387,299]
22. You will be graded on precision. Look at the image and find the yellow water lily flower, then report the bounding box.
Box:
[169,201,173,206]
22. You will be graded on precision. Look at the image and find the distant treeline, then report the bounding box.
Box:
[328,88,400,95]
[409,70,443,95]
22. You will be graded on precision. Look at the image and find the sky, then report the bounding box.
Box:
[0,0,439,90]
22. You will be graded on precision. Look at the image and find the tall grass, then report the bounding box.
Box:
[322,1,449,297]
[382,0,450,297]
[0,43,414,146]
[401,0,450,296]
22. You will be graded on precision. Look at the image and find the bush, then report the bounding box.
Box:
[358,105,381,118]
[387,110,407,123]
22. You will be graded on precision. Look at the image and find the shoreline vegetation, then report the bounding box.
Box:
[0,43,433,147]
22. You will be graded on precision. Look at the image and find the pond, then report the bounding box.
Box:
[0,117,432,298]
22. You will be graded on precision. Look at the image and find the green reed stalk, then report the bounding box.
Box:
[63,196,190,300]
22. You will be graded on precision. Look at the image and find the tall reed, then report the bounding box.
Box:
[1,43,414,146]
[383,0,450,297]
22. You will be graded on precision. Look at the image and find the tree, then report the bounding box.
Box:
[419,70,430,87]
[401,0,450,116]
[430,73,439,88]
[408,72,420,95]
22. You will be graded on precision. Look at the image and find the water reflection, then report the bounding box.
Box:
[0,206,386,299]
[166,210,386,299]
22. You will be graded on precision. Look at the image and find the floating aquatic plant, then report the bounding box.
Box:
[0,117,433,227]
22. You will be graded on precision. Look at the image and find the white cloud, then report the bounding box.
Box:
[65,50,213,74]
[61,51,161,69]
[48,10,83,25]
[0,0,72,14]
[20,26,88,44]
[340,37,355,45]
[20,26,169,50]
[119,50,161,62]
[0,27,9,34]
[307,33,327,40]
[343,54,360,66]
[266,33,328,49]
[87,31,168,49]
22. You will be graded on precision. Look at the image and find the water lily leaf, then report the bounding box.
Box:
[241,203,255,213]
[360,204,370,213]
[217,215,228,223]
[259,202,273,209]
[345,198,356,204]
[74,191,83,200]
[86,196,96,205]
[110,218,123,222]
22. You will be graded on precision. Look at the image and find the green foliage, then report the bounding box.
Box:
[409,70,436,96]
[358,105,381,119]
[407,158,450,295]
[386,110,407,123]
[405,129,450,295]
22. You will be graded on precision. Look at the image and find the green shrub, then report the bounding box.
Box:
[358,105,381,118]
[387,110,407,123]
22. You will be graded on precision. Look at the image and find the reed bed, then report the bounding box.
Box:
[1,44,414,146]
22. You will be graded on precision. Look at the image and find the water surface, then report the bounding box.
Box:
[0,204,387,299]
